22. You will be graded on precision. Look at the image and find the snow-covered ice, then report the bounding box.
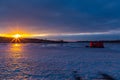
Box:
[0,43,119,80]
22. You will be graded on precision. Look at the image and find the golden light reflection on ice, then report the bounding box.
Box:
[9,43,23,59]
[5,44,30,79]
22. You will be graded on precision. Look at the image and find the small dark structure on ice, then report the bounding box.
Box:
[73,71,83,80]
[86,41,104,48]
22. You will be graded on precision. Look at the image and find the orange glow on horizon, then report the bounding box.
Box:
[0,24,50,39]
[0,33,32,38]
[0,33,50,38]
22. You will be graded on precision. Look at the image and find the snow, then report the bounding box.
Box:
[0,43,119,79]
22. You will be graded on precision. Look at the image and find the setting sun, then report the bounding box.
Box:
[13,34,22,39]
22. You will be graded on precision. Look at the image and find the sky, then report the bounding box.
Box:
[0,0,120,40]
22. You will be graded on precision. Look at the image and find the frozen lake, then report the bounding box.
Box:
[0,43,120,80]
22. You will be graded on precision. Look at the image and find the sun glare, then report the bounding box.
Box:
[13,34,22,39]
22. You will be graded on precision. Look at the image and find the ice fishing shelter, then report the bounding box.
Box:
[89,41,104,48]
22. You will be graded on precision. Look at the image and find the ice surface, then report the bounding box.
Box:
[0,43,119,80]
